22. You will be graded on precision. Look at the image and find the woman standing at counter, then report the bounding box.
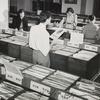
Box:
[59,7,77,29]
[12,9,28,31]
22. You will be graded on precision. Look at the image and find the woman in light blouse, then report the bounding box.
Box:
[59,7,77,29]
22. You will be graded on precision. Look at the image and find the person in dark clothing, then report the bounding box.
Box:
[12,9,28,31]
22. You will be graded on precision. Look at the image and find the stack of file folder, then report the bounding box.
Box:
[22,64,55,80]
[0,81,23,100]
[62,46,80,53]
[0,33,11,39]
[4,28,15,35]
[0,36,28,46]
[51,90,86,100]
[51,44,80,56]
[9,36,28,44]
[69,79,100,100]
[42,70,79,90]
[15,91,49,100]
[11,60,33,71]
[51,44,65,51]
[72,50,97,61]
[54,50,73,56]
[0,54,16,62]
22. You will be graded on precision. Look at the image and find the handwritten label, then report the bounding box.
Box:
[6,72,22,85]
[58,92,71,100]
[84,44,98,52]
[30,81,51,96]
[58,91,81,100]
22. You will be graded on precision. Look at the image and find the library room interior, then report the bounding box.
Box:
[0,0,100,100]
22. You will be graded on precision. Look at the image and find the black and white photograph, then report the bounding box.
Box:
[0,0,100,100]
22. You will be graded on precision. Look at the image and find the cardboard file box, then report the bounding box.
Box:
[69,79,100,100]
[67,51,99,79]
[5,61,23,85]
[50,52,69,72]
[20,46,33,63]
[8,43,20,58]
[22,65,55,96]
[0,41,8,54]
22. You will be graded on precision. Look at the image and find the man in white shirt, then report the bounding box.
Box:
[29,12,51,67]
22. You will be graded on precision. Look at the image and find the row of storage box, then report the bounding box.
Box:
[0,54,100,100]
[0,39,99,79]
[1,28,100,53]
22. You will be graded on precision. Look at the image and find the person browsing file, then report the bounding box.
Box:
[29,12,52,67]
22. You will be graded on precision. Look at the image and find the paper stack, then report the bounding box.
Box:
[55,91,85,100]
[69,79,100,100]
[22,64,55,80]
[0,35,28,46]
[51,44,65,51]
[54,50,73,56]
[42,70,79,90]
[15,91,49,100]
[9,36,28,44]
[0,33,11,39]
[4,28,15,35]
[12,60,33,71]
[62,46,80,53]
[0,81,23,100]
[73,50,97,61]
[0,54,16,62]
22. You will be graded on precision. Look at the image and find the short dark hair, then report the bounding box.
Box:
[17,9,25,16]
[39,11,52,23]
[66,7,74,13]
[88,15,95,21]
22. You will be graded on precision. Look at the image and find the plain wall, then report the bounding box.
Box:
[61,0,81,14]
[13,0,94,15]
[24,0,33,11]
[17,0,25,10]
[61,0,94,15]
[85,0,94,15]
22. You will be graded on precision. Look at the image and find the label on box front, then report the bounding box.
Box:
[84,44,98,52]
[58,91,82,100]
[30,81,51,96]
[6,72,22,85]
[58,92,70,100]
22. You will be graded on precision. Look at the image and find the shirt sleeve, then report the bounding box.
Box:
[74,14,77,26]
[29,26,35,48]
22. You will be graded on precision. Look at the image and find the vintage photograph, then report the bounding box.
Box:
[0,0,100,100]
